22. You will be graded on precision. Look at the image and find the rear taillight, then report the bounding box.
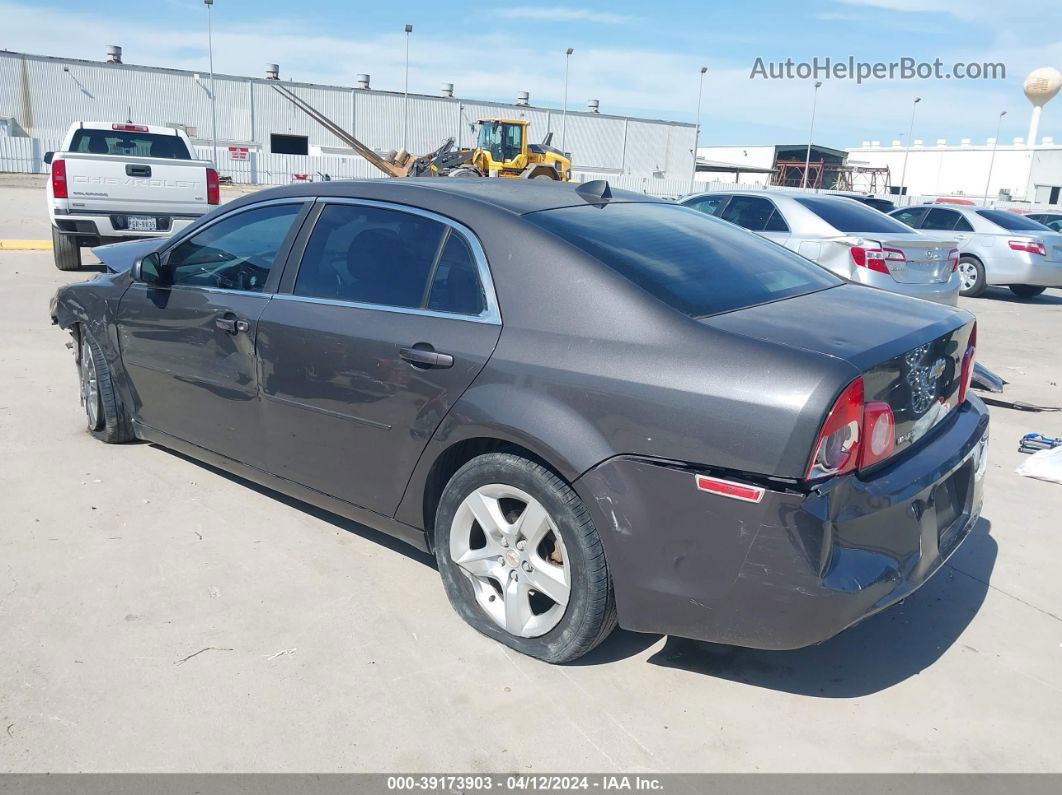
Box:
[206,167,220,205]
[861,402,896,468]
[806,378,864,479]
[850,246,904,274]
[958,323,977,405]
[51,158,68,199]
[1008,240,1047,256]
[947,248,960,272]
[112,123,149,132]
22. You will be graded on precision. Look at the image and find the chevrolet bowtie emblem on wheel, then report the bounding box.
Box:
[905,344,947,415]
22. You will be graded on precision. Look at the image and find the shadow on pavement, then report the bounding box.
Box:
[977,286,1062,305]
[643,517,996,697]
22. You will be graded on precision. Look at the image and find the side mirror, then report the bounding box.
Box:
[134,252,163,284]
[43,151,54,165]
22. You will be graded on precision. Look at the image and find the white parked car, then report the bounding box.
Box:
[890,205,1062,298]
[45,122,218,271]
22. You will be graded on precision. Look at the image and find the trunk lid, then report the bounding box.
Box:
[868,233,955,284]
[702,284,975,459]
[61,152,211,214]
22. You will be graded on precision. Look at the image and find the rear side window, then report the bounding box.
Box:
[427,233,486,316]
[922,208,963,230]
[295,204,446,309]
[795,196,914,233]
[526,202,841,318]
[975,209,1052,232]
[720,196,789,232]
[69,129,191,159]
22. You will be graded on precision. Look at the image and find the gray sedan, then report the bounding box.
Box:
[50,180,987,663]
[681,191,961,305]
[891,205,1062,298]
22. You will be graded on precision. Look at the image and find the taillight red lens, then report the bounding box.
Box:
[947,248,960,272]
[112,123,149,132]
[958,323,977,404]
[861,402,896,468]
[850,246,891,274]
[51,158,68,199]
[1008,240,1047,256]
[206,167,220,205]
[806,378,864,479]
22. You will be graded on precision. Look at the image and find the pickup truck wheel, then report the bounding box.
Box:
[1008,284,1046,299]
[434,452,616,663]
[957,256,986,297]
[52,227,82,271]
[78,329,134,444]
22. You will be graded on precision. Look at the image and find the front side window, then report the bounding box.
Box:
[527,202,841,318]
[294,204,488,315]
[163,203,303,292]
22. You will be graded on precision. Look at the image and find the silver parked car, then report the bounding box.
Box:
[890,205,1062,298]
[1026,212,1062,233]
[681,191,960,306]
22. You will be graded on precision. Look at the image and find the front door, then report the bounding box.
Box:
[256,200,502,516]
[117,201,307,466]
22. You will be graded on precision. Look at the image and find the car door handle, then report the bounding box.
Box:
[215,317,249,334]
[400,345,454,369]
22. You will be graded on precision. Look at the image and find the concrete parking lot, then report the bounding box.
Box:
[1,175,1061,773]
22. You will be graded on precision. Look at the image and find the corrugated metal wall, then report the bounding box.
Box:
[0,50,695,181]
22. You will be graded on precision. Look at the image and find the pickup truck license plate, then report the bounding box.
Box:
[128,216,157,232]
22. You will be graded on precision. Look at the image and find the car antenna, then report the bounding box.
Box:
[575,179,612,202]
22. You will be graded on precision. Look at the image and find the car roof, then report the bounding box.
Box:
[234,178,667,216]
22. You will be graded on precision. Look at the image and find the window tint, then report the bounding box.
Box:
[976,209,1053,232]
[763,208,789,232]
[526,203,841,318]
[891,208,926,228]
[164,203,302,292]
[294,204,445,309]
[795,196,915,233]
[69,129,191,159]
[954,215,974,231]
[922,208,962,230]
[683,195,729,216]
[427,233,486,315]
[720,195,779,232]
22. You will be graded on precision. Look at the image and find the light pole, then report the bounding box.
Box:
[898,96,922,201]
[403,24,413,152]
[983,110,1007,205]
[561,48,573,152]
[204,0,217,166]
[801,80,823,189]
[689,66,707,193]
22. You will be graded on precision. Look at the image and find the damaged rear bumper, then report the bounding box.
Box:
[574,397,990,650]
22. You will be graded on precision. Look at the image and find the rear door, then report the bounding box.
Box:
[117,200,309,465]
[256,200,502,516]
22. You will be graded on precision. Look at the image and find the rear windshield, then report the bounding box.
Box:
[975,209,1051,232]
[795,196,914,233]
[526,202,841,318]
[69,129,191,159]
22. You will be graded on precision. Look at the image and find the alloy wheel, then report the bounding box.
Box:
[80,342,101,430]
[449,484,570,638]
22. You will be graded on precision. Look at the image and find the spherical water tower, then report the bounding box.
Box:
[1024,67,1062,146]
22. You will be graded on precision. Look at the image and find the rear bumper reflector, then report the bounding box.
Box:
[694,474,765,503]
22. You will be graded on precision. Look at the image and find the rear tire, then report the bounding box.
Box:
[957,256,986,297]
[52,227,82,271]
[448,167,480,178]
[1008,284,1046,299]
[78,328,134,444]
[434,452,616,664]
[531,173,556,180]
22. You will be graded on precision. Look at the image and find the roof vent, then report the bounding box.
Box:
[440,82,454,98]
[516,91,529,106]
[356,74,371,90]
[587,99,600,113]
[106,45,122,64]
[265,63,279,80]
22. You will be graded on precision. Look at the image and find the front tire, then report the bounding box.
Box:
[957,256,986,297]
[52,227,82,271]
[78,329,134,443]
[434,452,616,663]
[1009,284,1046,299]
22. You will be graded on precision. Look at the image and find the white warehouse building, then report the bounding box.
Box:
[846,137,1062,206]
[0,49,696,188]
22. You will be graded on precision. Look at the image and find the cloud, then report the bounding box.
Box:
[498,6,639,24]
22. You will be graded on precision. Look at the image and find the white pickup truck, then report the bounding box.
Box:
[45,122,218,270]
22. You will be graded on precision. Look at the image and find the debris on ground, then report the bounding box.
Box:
[266,648,296,660]
[1018,433,1062,454]
[174,647,234,666]
[1016,446,1062,485]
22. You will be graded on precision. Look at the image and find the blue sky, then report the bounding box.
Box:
[3,0,1060,148]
